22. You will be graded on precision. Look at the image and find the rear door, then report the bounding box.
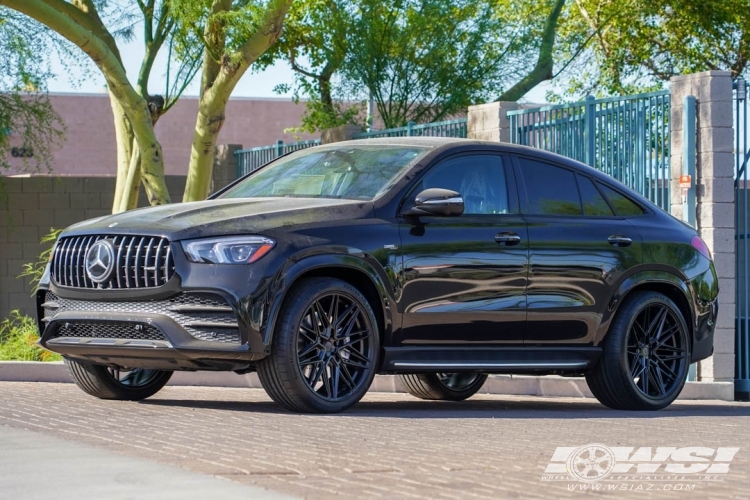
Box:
[513,155,642,345]
[397,153,528,346]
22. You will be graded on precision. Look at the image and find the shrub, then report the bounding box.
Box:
[0,310,61,362]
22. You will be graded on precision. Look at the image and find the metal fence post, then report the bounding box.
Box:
[584,95,596,167]
[407,121,415,137]
[275,140,284,158]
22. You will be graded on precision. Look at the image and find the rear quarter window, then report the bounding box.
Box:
[597,183,645,216]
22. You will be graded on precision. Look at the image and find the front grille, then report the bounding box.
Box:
[49,321,167,341]
[51,235,175,289]
[43,292,241,344]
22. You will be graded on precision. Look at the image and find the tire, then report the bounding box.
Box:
[586,291,690,411]
[398,373,488,401]
[257,277,380,413]
[64,358,172,401]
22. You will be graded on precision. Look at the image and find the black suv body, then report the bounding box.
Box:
[37,138,718,412]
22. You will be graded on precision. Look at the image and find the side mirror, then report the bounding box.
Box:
[402,188,464,217]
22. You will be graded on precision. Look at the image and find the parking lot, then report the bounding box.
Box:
[1,382,749,499]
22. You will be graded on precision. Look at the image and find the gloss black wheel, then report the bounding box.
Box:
[64,358,172,400]
[586,291,689,410]
[258,277,380,413]
[398,372,488,401]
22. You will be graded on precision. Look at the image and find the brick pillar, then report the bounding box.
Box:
[670,70,735,382]
[467,101,518,142]
[211,144,242,194]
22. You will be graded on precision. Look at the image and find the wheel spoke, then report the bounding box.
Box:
[299,322,318,343]
[650,362,667,397]
[653,357,679,383]
[346,347,370,364]
[342,358,368,370]
[307,361,325,386]
[339,360,357,389]
[328,294,339,327]
[321,360,333,398]
[314,300,330,329]
[298,341,320,360]
[330,363,341,398]
[340,329,371,349]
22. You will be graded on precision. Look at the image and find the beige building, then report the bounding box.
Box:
[5,92,318,177]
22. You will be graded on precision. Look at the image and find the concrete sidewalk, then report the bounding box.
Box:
[0,361,736,400]
[0,424,296,500]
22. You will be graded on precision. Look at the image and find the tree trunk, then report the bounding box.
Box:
[110,96,134,213]
[182,97,226,202]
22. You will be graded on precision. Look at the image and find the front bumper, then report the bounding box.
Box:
[37,245,278,371]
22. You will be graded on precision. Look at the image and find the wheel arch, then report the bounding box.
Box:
[597,271,696,352]
[262,254,395,353]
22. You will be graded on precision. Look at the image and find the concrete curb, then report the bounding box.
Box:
[0,361,735,400]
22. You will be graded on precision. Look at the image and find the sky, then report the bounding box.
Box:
[46,30,550,104]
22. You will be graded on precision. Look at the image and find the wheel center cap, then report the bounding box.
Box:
[641,346,650,358]
[324,341,334,353]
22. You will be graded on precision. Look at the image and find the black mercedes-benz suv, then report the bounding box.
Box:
[37,137,718,413]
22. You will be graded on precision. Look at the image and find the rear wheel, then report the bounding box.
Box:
[586,291,690,410]
[257,278,380,413]
[398,373,488,401]
[64,358,172,400]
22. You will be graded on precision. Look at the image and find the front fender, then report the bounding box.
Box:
[260,250,398,351]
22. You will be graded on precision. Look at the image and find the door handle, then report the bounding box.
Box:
[608,235,632,247]
[494,232,521,245]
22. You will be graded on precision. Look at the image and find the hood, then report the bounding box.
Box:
[62,197,374,240]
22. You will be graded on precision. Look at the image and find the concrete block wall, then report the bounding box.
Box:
[670,70,736,382]
[467,101,519,142]
[0,175,186,321]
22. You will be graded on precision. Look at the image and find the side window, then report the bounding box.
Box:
[577,175,614,216]
[418,155,510,215]
[518,158,582,215]
[597,183,645,216]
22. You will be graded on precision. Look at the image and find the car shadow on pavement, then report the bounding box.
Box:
[139,397,750,418]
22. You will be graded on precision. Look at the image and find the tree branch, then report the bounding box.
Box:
[496,0,566,102]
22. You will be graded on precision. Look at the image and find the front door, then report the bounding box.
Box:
[397,153,528,346]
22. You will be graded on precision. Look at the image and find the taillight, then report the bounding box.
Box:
[691,235,712,260]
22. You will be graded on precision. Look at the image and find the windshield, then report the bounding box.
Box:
[220,145,430,200]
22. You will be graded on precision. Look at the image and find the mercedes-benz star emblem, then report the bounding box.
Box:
[85,240,115,284]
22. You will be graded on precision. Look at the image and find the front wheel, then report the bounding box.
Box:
[257,278,380,413]
[64,358,172,400]
[586,291,690,410]
[398,373,488,401]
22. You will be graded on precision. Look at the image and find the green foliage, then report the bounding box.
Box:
[264,0,576,131]
[0,8,66,173]
[18,228,61,296]
[554,0,750,98]
[0,310,60,362]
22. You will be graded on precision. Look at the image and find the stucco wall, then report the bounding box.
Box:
[4,93,316,176]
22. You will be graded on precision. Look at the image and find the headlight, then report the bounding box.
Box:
[181,236,275,264]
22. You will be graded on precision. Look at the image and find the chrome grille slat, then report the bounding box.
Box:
[143,237,155,287]
[51,234,174,289]
[153,239,164,288]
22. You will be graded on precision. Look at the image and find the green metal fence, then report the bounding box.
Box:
[235,139,321,177]
[507,91,671,211]
[734,78,750,399]
[352,118,467,139]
